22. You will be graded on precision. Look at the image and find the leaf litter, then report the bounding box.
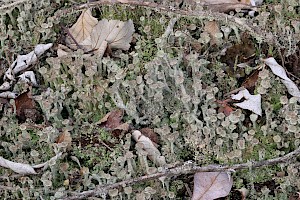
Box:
[66,9,135,59]
[1,2,300,199]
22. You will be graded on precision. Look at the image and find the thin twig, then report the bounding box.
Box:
[184,183,193,197]
[0,0,28,10]
[0,185,16,190]
[62,146,300,200]
[98,139,113,151]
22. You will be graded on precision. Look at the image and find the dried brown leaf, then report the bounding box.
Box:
[96,109,129,137]
[96,109,124,129]
[242,70,259,92]
[204,21,221,45]
[56,130,72,149]
[217,99,235,116]
[140,128,159,145]
[15,90,40,122]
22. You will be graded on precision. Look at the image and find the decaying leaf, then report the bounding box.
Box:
[0,152,62,175]
[4,43,52,80]
[96,109,129,137]
[264,57,300,100]
[132,130,166,166]
[0,156,37,174]
[56,130,72,149]
[69,9,98,44]
[192,172,233,200]
[96,109,123,129]
[15,90,41,122]
[241,70,259,92]
[231,89,262,116]
[18,71,38,86]
[140,127,159,145]
[204,21,222,45]
[216,99,235,116]
[65,8,134,57]
[90,19,135,58]
[221,34,256,76]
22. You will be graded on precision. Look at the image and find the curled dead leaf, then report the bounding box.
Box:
[264,57,300,101]
[56,130,72,149]
[96,109,129,137]
[140,127,159,145]
[15,90,41,122]
[231,89,262,116]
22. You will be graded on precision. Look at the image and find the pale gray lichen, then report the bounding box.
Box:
[0,0,300,199]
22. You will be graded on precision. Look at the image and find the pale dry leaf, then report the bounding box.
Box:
[0,82,11,91]
[69,9,98,44]
[56,130,72,149]
[132,130,166,166]
[90,19,135,58]
[192,172,233,200]
[264,57,300,100]
[204,21,221,45]
[4,43,53,80]
[231,89,262,116]
[57,48,69,57]
[0,156,37,174]
[0,91,17,98]
[18,71,38,86]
